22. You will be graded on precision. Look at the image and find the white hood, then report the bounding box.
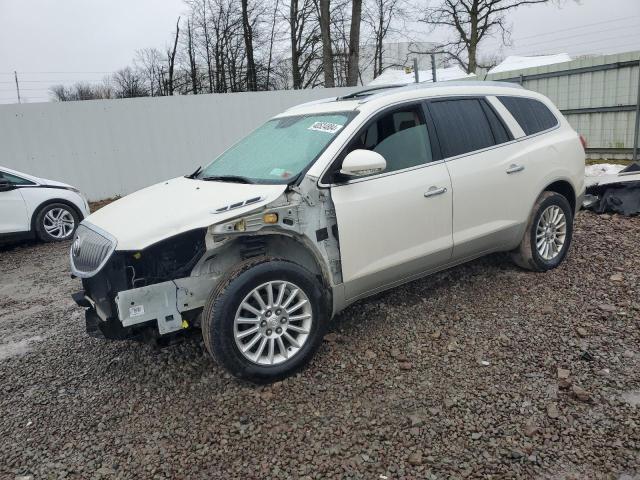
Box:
[85,176,287,250]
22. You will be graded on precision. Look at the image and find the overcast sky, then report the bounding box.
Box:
[0,0,639,104]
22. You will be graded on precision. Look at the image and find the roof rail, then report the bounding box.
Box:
[357,79,524,103]
[337,84,405,100]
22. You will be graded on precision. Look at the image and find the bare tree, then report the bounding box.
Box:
[265,0,281,89]
[241,0,258,90]
[167,17,181,95]
[420,0,552,73]
[364,0,405,78]
[134,48,165,96]
[111,67,148,98]
[186,19,199,94]
[50,83,113,101]
[289,0,322,89]
[346,0,362,86]
[319,0,335,87]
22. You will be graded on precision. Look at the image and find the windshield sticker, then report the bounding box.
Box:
[308,121,343,134]
[269,168,293,178]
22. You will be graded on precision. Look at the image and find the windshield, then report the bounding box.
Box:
[198,112,355,184]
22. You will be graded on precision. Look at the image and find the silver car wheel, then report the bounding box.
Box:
[43,207,75,239]
[535,205,567,261]
[233,280,313,366]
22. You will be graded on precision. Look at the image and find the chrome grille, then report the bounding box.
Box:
[69,224,117,277]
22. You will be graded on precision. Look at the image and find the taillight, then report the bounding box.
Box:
[579,134,587,150]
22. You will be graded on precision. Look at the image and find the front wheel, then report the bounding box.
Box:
[202,256,328,383]
[511,191,574,272]
[34,203,79,242]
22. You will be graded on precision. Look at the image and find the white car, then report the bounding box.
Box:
[70,82,585,382]
[0,166,90,242]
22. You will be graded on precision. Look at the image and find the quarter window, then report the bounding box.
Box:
[498,96,558,135]
[428,98,508,158]
[343,105,434,176]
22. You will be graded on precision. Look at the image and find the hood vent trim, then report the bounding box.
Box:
[213,196,263,214]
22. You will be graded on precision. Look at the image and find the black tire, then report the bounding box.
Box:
[511,191,573,272]
[202,256,329,383]
[34,202,80,242]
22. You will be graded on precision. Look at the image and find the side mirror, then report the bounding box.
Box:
[339,149,386,178]
[0,178,14,192]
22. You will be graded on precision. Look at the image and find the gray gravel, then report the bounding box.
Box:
[1,211,639,479]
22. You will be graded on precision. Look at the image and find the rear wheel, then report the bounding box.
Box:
[511,191,573,271]
[202,256,328,383]
[34,203,79,242]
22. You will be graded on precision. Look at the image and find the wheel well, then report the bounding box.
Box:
[30,198,83,232]
[544,180,576,213]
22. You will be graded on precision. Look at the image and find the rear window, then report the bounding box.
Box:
[498,96,558,135]
[428,98,508,158]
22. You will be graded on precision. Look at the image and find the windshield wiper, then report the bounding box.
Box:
[186,166,202,179]
[201,175,254,184]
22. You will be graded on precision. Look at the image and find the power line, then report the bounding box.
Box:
[511,15,640,42]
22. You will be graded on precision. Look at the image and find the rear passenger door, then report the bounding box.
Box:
[426,97,530,259]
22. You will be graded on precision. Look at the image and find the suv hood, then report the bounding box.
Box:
[84,176,287,250]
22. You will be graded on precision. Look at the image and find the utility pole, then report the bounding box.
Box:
[413,58,419,83]
[431,54,437,83]
[633,58,640,163]
[14,71,21,104]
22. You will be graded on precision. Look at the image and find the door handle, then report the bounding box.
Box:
[506,164,525,174]
[424,186,447,198]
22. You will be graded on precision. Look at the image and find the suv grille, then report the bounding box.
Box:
[70,224,117,277]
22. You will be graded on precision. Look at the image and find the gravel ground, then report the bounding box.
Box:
[0,211,639,479]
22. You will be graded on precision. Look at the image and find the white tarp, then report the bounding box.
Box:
[368,65,475,86]
[488,54,572,75]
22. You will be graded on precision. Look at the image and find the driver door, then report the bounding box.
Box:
[329,103,453,301]
[0,172,29,234]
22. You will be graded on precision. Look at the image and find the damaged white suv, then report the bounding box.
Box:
[71,82,585,382]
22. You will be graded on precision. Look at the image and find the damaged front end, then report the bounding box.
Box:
[70,178,342,344]
[71,225,209,341]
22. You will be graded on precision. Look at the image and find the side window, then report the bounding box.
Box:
[343,105,434,176]
[498,96,558,135]
[428,98,502,158]
[0,171,34,186]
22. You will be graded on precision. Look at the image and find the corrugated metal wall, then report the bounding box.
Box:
[484,51,640,159]
[0,87,356,200]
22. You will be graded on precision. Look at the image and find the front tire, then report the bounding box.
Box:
[511,191,573,271]
[34,203,79,242]
[202,256,328,383]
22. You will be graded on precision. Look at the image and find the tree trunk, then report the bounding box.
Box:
[466,0,479,73]
[290,0,302,89]
[187,20,199,94]
[346,0,362,86]
[167,17,180,96]
[265,0,280,89]
[319,0,334,87]
[241,0,257,91]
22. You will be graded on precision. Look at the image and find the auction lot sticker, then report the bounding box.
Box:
[308,122,343,134]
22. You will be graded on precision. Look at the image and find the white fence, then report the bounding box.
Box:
[0,87,356,201]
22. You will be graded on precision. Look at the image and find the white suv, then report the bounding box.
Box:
[70,82,585,382]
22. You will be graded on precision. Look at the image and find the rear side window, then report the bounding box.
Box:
[498,96,558,135]
[428,98,508,158]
